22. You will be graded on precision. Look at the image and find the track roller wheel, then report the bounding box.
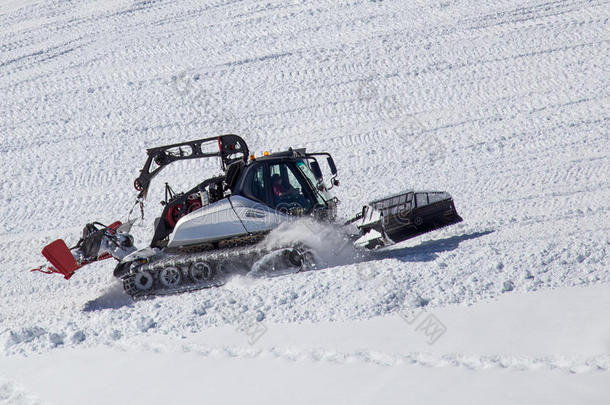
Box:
[189,261,215,283]
[133,271,154,291]
[158,266,182,288]
[285,248,304,270]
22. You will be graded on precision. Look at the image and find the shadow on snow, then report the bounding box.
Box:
[375,230,495,263]
[83,281,133,312]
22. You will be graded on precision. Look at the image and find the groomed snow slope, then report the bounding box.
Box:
[0,0,608,403]
[2,285,609,405]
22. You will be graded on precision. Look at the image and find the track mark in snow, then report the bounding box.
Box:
[133,340,610,374]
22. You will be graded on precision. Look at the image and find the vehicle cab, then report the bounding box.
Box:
[232,148,339,221]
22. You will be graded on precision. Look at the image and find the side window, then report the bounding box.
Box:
[269,163,314,211]
[405,193,413,210]
[243,164,266,202]
[428,192,449,204]
[416,193,429,208]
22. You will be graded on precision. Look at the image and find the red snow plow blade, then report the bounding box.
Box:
[30,221,123,280]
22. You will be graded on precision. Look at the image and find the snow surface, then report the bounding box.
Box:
[0,0,609,403]
[2,285,609,404]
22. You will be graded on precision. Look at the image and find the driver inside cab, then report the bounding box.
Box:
[272,173,293,197]
[270,172,311,215]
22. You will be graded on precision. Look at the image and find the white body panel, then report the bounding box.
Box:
[229,195,287,234]
[167,196,289,248]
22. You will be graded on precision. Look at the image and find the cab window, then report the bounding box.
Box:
[242,164,266,202]
[269,163,314,212]
[416,193,429,208]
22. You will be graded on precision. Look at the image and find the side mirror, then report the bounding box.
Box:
[310,160,323,180]
[327,156,337,175]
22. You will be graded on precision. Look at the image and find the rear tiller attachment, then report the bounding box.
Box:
[31,221,135,279]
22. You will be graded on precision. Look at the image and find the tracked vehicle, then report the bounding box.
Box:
[32,135,462,298]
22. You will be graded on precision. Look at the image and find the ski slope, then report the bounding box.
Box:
[0,0,609,403]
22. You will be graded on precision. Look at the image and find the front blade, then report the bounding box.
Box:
[354,190,463,249]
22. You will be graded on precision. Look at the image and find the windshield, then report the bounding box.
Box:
[295,159,333,204]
